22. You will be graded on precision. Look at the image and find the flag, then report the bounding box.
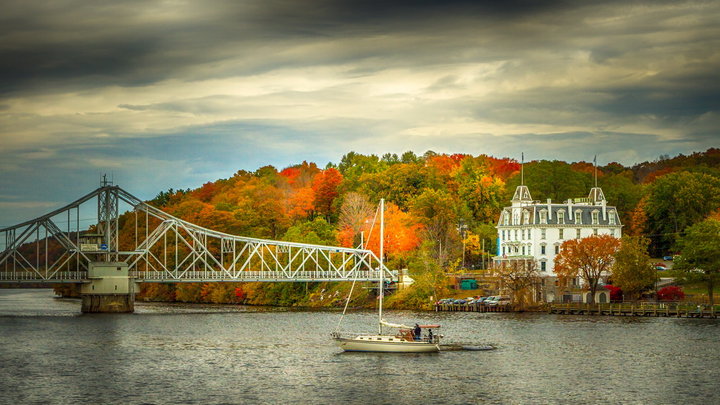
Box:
[593,154,597,165]
[521,152,524,164]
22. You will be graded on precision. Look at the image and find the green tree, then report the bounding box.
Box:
[611,236,656,300]
[410,189,461,265]
[645,171,720,254]
[673,218,720,306]
[505,160,590,203]
[599,172,644,226]
[282,218,337,246]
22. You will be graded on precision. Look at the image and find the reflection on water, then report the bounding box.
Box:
[1,289,719,404]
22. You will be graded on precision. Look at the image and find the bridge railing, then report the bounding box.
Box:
[0,271,88,282]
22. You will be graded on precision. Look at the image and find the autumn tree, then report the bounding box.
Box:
[673,218,720,306]
[495,259,540,310]
[454,157,506,224]
[362,202,422,260]
[337,192,374,247]
[312,168,343,220]
[555,235,621,304]
[611,236,656,300]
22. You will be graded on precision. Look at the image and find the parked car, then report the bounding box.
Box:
[486,296,510,306]
[483,296,497,305]
[663,255,674,261]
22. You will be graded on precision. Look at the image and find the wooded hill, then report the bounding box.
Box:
[109,148,718,307]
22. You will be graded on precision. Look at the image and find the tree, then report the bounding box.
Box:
[555,235,621,304]
[337,192,374,247]
[495,259,540,310]
[506,160,590,203]
[312,168,343,219]
[410,189,461,266]
[645,171,720,254]
[611,236,656,300]
[673,218,720,306]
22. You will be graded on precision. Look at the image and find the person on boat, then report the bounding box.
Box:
[428,328,433,343]
[414,324,421,341]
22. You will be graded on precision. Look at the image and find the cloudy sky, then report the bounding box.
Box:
[1,0,718,226]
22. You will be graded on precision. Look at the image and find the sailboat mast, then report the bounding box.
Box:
[379,198,384,335]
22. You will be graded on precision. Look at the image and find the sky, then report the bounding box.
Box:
[1,0,719,226]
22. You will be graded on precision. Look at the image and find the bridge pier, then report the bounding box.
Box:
[80,262,134,313]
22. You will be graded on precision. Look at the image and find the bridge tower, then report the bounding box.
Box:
[81,177,133,313]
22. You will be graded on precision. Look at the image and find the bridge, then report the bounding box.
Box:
[0,182,392,312]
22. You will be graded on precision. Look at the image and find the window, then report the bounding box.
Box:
[541,229,546,239]
[523,211,530,224]
[514,230,518,240]
[559,228,564,239]
[541,244,546,255]
[554,245,559,254]
[593,228,598,236]
[575,211,582,224]
[558,211,565,224]
[576,228,581,239]
[541,261,546,272]
[592,211,599,225]
[540,210,547,224]
[611,229,616,237]
[609,211,616,225]
[513,212,520,225]
[504,212,510,226]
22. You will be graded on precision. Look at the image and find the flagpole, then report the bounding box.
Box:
[378,198,384,335]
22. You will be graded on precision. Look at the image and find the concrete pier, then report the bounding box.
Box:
[80,262,134,313]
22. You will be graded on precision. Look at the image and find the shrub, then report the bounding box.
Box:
[604,284,623,302]
[657,286,685,301]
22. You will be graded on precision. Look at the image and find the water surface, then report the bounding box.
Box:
[1,289,718,404]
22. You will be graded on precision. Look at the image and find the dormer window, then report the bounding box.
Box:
[591,211,599,225]
[513,212,520,225]
[558,211,565,224]
[503,212,510,226]
[523,211,530,225]
[539,210,547,224]
[609,211,616,225]
[575,211,582,225]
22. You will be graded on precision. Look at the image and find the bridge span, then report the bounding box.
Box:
[0,182,392,312]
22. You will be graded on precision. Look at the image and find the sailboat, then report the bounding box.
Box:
[332,198,442,353]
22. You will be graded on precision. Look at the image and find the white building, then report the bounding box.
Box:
[493,182,622,301]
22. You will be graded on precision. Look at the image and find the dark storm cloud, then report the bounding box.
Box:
[0,0,615,95]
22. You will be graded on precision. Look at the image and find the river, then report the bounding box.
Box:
[1,289,718,404]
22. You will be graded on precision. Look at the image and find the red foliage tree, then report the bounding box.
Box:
[657,286,685,301]
[604,285,623,302]
[312,168,343,217]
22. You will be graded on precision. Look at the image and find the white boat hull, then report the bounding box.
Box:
[335,335,440,353]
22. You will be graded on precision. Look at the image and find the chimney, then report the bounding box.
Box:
[547,198,552,220]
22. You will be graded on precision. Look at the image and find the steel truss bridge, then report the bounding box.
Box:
[0,184,392,285]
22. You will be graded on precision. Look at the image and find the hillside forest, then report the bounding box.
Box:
[55,148,720,308]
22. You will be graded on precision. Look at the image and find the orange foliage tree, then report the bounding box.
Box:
[362,203,423,260]
[555,235,621,304]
